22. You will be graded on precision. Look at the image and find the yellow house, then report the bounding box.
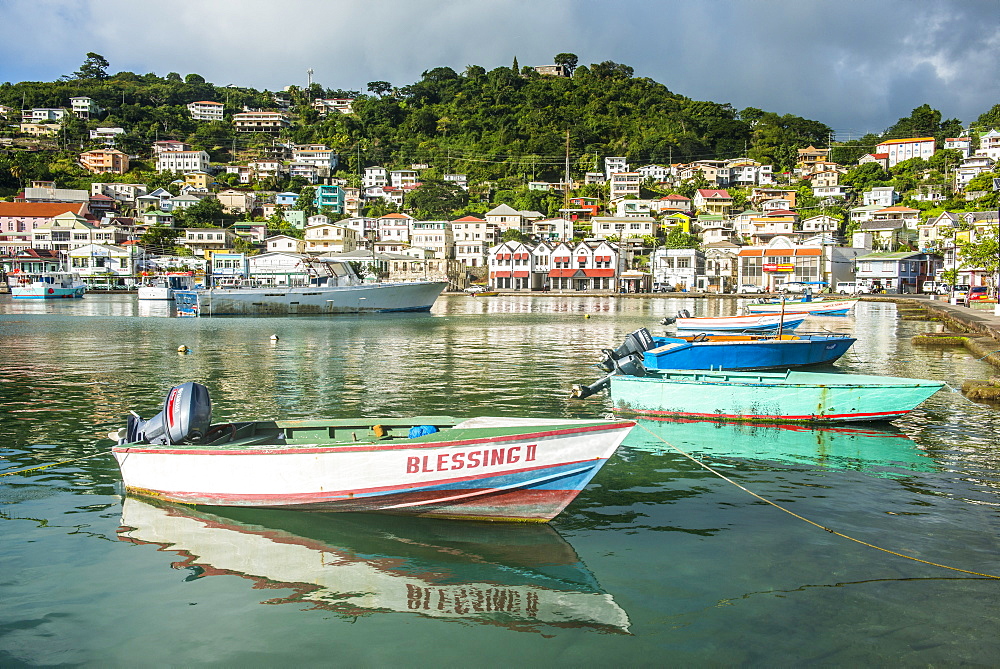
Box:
[661,212,693,234]
[184,171,213,190]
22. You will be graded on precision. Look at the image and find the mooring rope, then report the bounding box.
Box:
[0,450,111,477]
[635,421,1000,579]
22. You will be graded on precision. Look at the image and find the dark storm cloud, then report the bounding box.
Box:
[1,0,996,134]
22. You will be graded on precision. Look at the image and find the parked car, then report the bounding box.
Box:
[465,284,488,294]
[652,283,676,293]
[965,286,990,305]
[780,282,809,293]
[922,280,951,294]
[835,281,871,294]
[952,284,970,301]
[737,284,765,294]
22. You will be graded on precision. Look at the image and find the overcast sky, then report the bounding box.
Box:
[2,0,997,139]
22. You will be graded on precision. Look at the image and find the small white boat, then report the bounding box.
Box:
[111,383,636,522]
[9,271,86,299]
[671,312,808,331]
[137,273,197,301]
[744,298,858,316]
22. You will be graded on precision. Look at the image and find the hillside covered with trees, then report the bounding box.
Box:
[1,52,998,223]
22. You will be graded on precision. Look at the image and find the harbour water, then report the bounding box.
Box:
[1,294,998,665]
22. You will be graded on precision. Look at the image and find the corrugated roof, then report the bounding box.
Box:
[0,202,87,218]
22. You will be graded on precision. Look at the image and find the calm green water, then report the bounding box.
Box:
[1,294,998,666]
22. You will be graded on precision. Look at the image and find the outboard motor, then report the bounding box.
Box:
[599,328,655,371]
[124,382,212,445]
[573,353,647,399]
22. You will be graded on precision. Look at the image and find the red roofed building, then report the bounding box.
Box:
[693,189,733,216]
[452,215,498,268]
[858,153,889,170]
[0,202,92,255]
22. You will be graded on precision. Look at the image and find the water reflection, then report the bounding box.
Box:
[118,497,630,634]
[627,417,935,475]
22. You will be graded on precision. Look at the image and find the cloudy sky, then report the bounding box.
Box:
[2,0,997,138]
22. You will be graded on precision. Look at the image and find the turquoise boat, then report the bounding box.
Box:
[605,369,944,423]
[573,367,944,424]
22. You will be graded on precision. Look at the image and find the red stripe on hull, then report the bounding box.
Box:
[613,408,910,422]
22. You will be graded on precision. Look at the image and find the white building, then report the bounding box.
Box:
[292,145,338,170]
[650,248,704,291]
[977,129,1000,161]
[187,101,224,121]
[363,166,388,189]
[875,137,935,167]
[609,172,641,200]
[89,127,125,145]
[389,170,419,188]
[70,97,101,119]
[605,156,629,179]
[156,150,211,174]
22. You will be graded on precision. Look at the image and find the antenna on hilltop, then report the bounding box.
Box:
[307,68,314,102]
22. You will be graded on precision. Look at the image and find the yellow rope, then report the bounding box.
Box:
[635,421,1000,580]
[0,451,111,477]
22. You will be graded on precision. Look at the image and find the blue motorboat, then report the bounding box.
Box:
[598,328,856,373]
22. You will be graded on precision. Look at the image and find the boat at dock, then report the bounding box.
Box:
[8,270,86,299]
[173,258,446,316]
[744,297,858,316]
[666,311,808,332]
[111,383,635,522]
[136,273,197,301]
[572,367,943,424]
[599,327,856,372]
[118,497,631,632]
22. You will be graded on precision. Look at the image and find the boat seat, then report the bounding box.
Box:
[647,342,688,355]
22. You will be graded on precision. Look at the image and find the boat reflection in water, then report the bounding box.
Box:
[118,497,630,633]
[627,417,934,475]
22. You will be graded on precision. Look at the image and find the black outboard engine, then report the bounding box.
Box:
[662,309,690,325]
[599,328,655,371]
[124,382,212,445]
[573,353,647,399]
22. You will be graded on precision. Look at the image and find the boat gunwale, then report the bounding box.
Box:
[112,420,637,456]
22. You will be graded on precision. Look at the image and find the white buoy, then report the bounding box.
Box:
[177,345,189,353]
[270,334,279,341]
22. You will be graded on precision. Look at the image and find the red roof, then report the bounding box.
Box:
[0,202,87,218]
[697,189,731,199]
[452,216,486,222]
[662,194,691,201]
[582,269,616,277]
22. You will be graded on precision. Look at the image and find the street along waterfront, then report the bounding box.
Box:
[1,294,998,665]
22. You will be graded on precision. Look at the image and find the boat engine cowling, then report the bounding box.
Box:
[600,328,655,370]
[125,382,212,445]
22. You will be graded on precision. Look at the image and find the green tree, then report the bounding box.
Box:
[407,178,468,218]
[140,225,183,254]
[73,52,109,80]
[296,187,317,218]
[553,53,578,75]
[176,198,226,227]
[958,229,1000,286]
[662,226,699,249]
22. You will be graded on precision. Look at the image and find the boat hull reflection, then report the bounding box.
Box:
[117,497,630,633]
[627,417,933,474]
